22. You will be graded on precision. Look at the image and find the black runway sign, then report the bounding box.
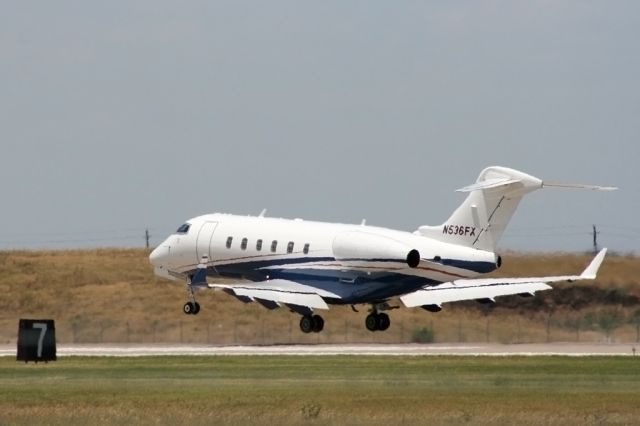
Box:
[17,319,57,363]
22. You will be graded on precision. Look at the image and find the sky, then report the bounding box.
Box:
[0,1,638,253]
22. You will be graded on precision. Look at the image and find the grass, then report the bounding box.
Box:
[0,249,639,345]
[1,355,640,425]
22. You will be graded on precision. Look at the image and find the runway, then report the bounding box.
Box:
[1,342,638,357]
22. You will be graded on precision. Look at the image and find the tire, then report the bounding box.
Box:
[193,302,201,315]
[312,315,324,333]
[365,314,378,332]
[377,313,390,331]
[299,315,314,333]
[183,302,194,315]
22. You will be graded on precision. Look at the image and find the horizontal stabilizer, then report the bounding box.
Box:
[456,178,520,193]
[543,182,618,191]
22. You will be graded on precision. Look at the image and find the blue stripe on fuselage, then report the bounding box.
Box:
[439,258,497,274]
[193,255,495,304]
[209,255,495,278]
[211,256,410,283]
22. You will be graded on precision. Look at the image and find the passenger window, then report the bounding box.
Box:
[241,238,248,250]
[287,241,294,254]
[256,239,263,251]
[271,240,278,253]
[226,236,233,249]
[303,243,310,254]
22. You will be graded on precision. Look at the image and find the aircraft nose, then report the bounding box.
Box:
[149,245,169,267]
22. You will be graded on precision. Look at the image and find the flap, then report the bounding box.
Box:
[210,279,333,310]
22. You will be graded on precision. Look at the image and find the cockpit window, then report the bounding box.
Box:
[176,223,190,234]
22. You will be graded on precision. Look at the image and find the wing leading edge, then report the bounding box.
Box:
[400,249,608,308]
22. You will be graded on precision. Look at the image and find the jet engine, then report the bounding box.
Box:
[332,231,421,268]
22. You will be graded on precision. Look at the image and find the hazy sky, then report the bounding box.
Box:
[1,1,638,253]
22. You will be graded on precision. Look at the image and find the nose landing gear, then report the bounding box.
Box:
[183,301,201,315]
[182,257,209,315]
[183,277,201,315]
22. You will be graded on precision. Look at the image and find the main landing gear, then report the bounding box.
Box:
[364,302,395,331]
[297,306,393,334]
[365,312,390,332]
[299,314,324,333]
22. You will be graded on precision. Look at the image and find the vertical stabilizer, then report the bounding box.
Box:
[416,167,543,252]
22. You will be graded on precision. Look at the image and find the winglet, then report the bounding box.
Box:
[580,248,607,279]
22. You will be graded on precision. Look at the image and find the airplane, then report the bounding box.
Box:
[149,166,615,334]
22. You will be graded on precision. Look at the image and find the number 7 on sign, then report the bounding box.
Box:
[33,323,47,358]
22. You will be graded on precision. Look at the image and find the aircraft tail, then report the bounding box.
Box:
[415,166,615,252]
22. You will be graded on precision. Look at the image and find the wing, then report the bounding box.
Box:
[400,249,607,308]
[208,279,338,315]
[187,257,338,314]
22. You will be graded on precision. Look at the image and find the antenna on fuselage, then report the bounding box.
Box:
[258,208,267,218]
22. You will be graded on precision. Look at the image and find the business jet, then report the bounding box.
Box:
[149,166,615,333]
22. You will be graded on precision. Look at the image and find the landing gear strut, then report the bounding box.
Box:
[183,279,201,315]
[365,312,390,332]
[300,314,324,333]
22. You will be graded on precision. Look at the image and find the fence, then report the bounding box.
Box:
[4,308,638,346]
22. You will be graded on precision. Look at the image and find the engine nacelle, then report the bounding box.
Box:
[333,231,420,268]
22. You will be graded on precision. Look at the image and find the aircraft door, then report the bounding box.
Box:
[196,221,218,262]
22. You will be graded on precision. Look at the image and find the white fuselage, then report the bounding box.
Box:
[150,213,499,305]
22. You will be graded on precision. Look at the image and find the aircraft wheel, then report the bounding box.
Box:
[312,315,324,333]
[377,313,390,331]
[183,302,195,315]
[365,314,378,332]
[193,302,201,315]
[299,315,314,333]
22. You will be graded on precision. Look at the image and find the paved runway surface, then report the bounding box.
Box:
[1,343,638,357]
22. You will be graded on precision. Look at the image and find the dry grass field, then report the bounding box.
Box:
[0,249,639,345]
